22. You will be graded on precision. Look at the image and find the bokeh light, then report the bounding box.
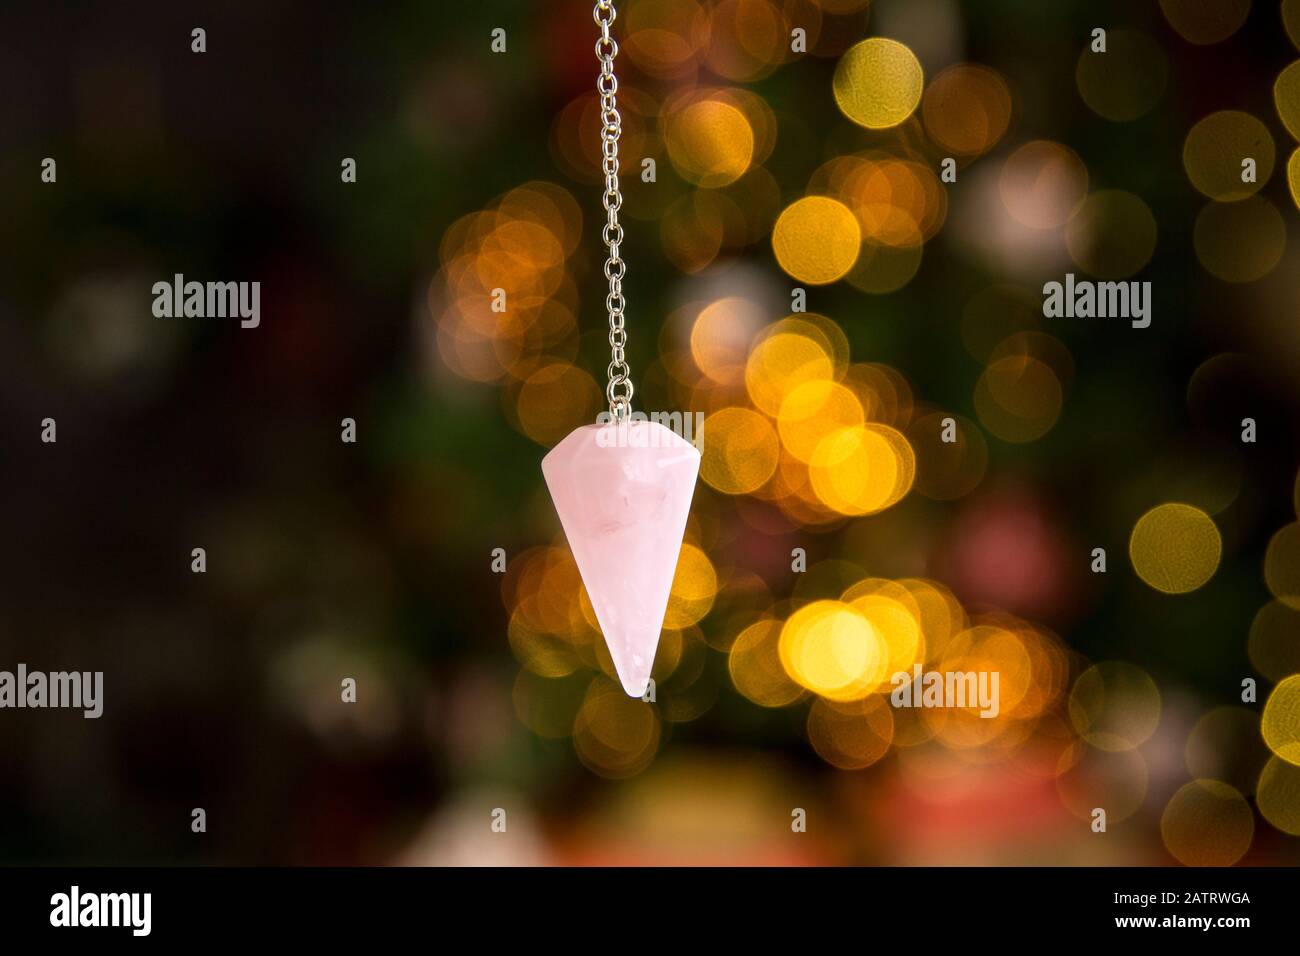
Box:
[1183,111,1275,201]
[1262,674,1300,766]
[700,406,781,494]
[807,695,895,769]
[1257,755,1300,835]
[922,63,1013,156]
[832,38,924,129]
[1193,197,1287,282]
[1264,522,1300,608]
[1068,661,1162,752]
[771,196,861,284]
[1129,503,1222,594]
[973,355,1063,443]
[665,94,756,187]
[1275,60,1300,140]
[1160,780,1254,866]
[1158,0,1251,46]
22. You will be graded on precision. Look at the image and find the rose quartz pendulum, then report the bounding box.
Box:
[539,1,700,697]
[542,421,700,697]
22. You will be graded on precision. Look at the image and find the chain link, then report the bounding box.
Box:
[594,0,632,421]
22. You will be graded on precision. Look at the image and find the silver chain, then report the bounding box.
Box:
[595,0,632,421]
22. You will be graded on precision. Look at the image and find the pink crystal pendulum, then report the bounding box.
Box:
[541,0,700,698]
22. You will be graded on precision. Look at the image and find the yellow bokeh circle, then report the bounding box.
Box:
[779,600,890,701]
[665,97,756,188]
[1129,503,1222,594]
[1257,755,1300,834]
[832,38,924,130]
[809,424,915,516]
[700,406,781,495]
[772,196,861,284]
[744,329,836,416]
[1276,60,1300,140]
[1262,674,1300,766]
[777,380,865,463]
[1183,111,1275,201]
[1264,522,1300,608]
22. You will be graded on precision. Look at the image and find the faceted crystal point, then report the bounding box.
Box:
[541,420,701,697]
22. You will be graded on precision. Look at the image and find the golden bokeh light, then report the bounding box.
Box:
[1265,522,1300,609]
[622,0,708,80]
[515,363,603,446]
[1129,503,1222,594]
[922,64,1013,156]
[1193,196,1286,282]
[1065,190,1158,279]
[1262,675,1300,766]
[771,196,861,284]
[777,380,865,463]
[999,140,1089,230]
[779,600,890,701]
[1158,0,1251,45]
[665,96,756,188]
[807,695,895,769]
[664,542,719,629]
[700,406,781,494]
[809,424,915,516]
[745,329,836,416]
[1160,780,1254,866]
[1249,601,1300,681]
[1275,60,1300,140]
[830,155,946,248]
[433,183,584,386]
[1069,661,1162,751]
[1076,29,1168,122]
[846,589,925,679]
[1289,149,1300,210]
[1288,0,1300,50]
[1183,111,1275,201]
[973,355,1063,443]
[728,618,806,707]
[573,678,662,778]
[1257,755,1300,834]
[704,0,790,82]
[832,38,924,129]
